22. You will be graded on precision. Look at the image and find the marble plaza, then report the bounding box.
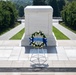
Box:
[0,40,76,68]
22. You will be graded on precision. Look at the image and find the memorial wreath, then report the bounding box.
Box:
[29,31,47,48]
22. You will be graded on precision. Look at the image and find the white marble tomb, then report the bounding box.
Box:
[21,6,56,46]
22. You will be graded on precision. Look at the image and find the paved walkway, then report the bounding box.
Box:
[0,40,76,65]
[0,23,24,40]
[53,19,76,40]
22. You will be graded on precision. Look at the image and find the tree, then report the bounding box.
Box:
[48,0,60,17]
[19,6,24,17]
[12,0,33,17]
[61,1,76,30]
[0,1,18,32]
[57,0,65,11]
[33,0,46,5]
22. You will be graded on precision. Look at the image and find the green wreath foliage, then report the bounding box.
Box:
[30,31,46,48]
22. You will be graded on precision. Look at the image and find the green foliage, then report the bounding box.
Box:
[0,1,18,32]
[33,0,46,5]
[33,0,65,17]
[61,1,76,30]
[12,0,33,6]
[48,0,60,17]
[57,0,65,11]
[19,6,24,17]
[11,0,33,17]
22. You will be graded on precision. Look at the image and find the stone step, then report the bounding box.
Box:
[0,67,76,72]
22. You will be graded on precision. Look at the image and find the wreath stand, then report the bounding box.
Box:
[30,48,47,67]
[29,31,47,67]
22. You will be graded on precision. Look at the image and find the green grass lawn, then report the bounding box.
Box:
[60,22,76,34]
[10,28,24,40]
[53,26,69,40]
[10,27,69,40]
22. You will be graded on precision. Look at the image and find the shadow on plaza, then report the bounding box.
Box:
[24,46,57,54]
